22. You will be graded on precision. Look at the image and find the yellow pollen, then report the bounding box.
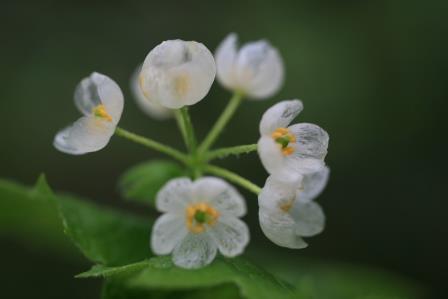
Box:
[272,127,296,156]
[93,104,112,122]
[175,74,190,97]
[185,202,220,234]
[279,198,295,213]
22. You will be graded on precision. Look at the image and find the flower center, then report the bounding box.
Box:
[93,104,113,122]
[272,127,296,156]
[175,74,190,97]
[279,197,295,213]
[186,202,220,234]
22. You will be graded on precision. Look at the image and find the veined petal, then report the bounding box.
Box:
[131,65,172,120]
[291,200,325,237]
[259,207,308,249]
[172,233,217,269]
[209,216,249,257]
[287,157,326,177]
[156,177,193,214]
[259,100,303,135]
[53,116,115,155]
[299,166,330,202]
[140,40,216,109]
[215,33,238,90]
[74,72,124,124]
[193,177,246,217]
[288,123,329,160]
[151,213,188,255]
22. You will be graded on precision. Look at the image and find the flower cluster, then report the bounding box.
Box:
[54,33,329,269]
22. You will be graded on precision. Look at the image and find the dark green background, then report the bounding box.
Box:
[1,0,447,298]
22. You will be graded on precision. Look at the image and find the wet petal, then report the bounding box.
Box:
[259,100,303,135]
[215,33,238,90]
[193,177,246,217]
[172,233,217,269]
[140,40,216,109]
[291,201,325,237]
[236,40,284,99]
[289,123,329,160]
[156,177,193,214]
[53,116,115,155]
[299,166,330,202]
[74,72,124,124]
[209,216,249,257]
[151,213,188,255]
[130,65,172,120]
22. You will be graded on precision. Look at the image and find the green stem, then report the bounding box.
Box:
[115,127,188,164]
[206,144,258,161]
[198,92,244,153]
[179,107,197,154]
[174,110,188,149]
[204,165,261,195]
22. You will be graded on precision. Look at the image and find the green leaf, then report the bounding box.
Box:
[119,160,184,206]
[57,193,153,266]
[78,256,296,299]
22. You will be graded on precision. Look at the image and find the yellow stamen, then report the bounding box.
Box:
[272,127,296,156]
[185,202,220,234]
[279,198,295,213]
[93,104,112,122]
[175,74,190,97]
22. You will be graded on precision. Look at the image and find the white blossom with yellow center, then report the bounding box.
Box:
[151,177,249,269]
[139,40,216,109]
[130,65,172,120]
[215,33,284,99]
[257,100,329,182]
[258,166,329,249]
[53,72,124,155]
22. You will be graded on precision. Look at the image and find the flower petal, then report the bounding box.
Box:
[215,33,238,90]
[258,177,307,249]
[74,72,124,124]
[289,123,329,160]
[259,100,303,135]
[172,233,217,269]
[257,136,302,182]
[53,116,115,155]
[156,177,193,214]
[193,177,246,217]
[236,40,284,99]
[291,201,325,237]
[299,166,330,202]
[209,216,249,257]
[151,213,188,255]
[140,40,216,109]
[130,65,172,120]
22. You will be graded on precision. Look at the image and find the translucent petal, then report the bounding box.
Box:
[74,72,124,124]
[156,177,193,214]
[130,65,172,120]
[151,213,188,255]
[258,175,298,210]
[287,157,326,177]
[215,33,238,90]
[288,123,329,160]
[209,216,249,257]
[259,100,303,135]
[299,166,330,202]
[291,201,325,237]
[140,40,216,109]
[258,207,308,249]
[236,40,284,99]
[172,233,217,269]
[193,177,246,217]
[53,116,115,155]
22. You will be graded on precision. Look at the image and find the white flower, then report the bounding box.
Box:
[131,65,172,120]
[258,166,329,249]
[257,99,329,182]
[151,177,249,269]
[53,72,124,155]
[139,40,216,109]
[215,33,284,99]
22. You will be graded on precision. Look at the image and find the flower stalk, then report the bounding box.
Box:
[204,164,261,195]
